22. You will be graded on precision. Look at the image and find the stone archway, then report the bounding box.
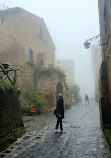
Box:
[56,82,63,100]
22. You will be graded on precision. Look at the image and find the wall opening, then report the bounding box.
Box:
[56,82,63,100]
[37,52,45,66]
[29,49,34,62]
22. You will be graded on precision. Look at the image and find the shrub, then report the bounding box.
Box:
[20,99,30,114]
[37,66,66,80]
[104,128,111,149]
[65,103,71,109]
[0,80,17,91]
[31,94,47,108]
[68,84,82,103]
[20,93,47,114]
[56,67,66,80]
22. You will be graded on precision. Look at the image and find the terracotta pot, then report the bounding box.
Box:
[30,105,37,113]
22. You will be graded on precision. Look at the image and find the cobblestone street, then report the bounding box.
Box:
[0,100,111,158]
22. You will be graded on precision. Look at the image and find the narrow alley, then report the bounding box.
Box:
[0,100,111,158]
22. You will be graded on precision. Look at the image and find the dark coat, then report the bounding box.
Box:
[56,99,64,118]
[85,95,89,101]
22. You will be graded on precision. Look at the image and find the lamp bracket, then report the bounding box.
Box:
[85,34,100,43]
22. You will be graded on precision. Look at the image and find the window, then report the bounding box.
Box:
[37,52,45,66]
[38,27,43,40]
[38,25,46,43]
[29,49,34,62]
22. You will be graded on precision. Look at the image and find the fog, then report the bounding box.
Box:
[2,0,100,98]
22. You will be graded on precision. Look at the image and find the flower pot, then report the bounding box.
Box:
[30,105,37,113]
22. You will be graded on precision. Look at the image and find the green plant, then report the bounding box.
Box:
[68,84,82,103]
[65,103,71,109]
[20,92,47,114]
[20,99,30,113]
[104,128,111,149]
[56,67,66,79]
[31,94,47,108]
[37,66,66,80]
[26,62,35,68]
[0,80,17,91]
[48,64,54,69]
[38,68,52,76]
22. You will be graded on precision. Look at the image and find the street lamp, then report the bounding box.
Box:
[84,35,100,49]
[0,63,14,84]
[0,62,9,69]
[84,41,91,49]
[0,63,19,85]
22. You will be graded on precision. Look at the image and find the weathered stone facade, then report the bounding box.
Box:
[18,64,67,108]
[91,44,102,102]
[0,7,55,68]
[98,0,111,128]
[34,69,67,106]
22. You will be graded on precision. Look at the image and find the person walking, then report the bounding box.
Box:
[55,93,64,132]
[85,94,89,105]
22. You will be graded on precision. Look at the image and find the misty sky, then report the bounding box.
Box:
[1,0,100,98]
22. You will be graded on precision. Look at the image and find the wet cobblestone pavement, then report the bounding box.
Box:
[0,100,111,158]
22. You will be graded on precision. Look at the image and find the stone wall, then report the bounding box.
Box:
[98,0,111,128]
[34,69,67,107]
[17,64,34,97]
[91,44,102,102]
[17,65,67,108]
[0,86,25,151]
[0,41,25,67]
[99,61,111,128]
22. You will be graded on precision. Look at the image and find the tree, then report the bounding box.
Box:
[68,84,82,103]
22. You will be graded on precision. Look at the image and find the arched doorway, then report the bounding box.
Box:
[56,82,63,100]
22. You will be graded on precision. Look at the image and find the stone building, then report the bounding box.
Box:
[0,7,55,67]
[91,44,102,102]
[98,0,111,128]
[0,7,67,107]
[57,59,75,85]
